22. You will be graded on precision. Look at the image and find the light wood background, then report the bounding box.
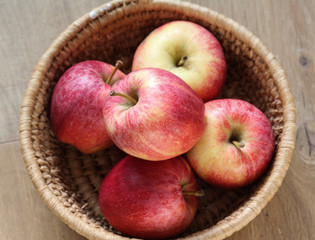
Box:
[1,0,314,239]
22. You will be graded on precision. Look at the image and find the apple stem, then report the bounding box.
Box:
[177,55,188,67]
[182,190,205,197]
[232,141,245,149]
[105,60,123,85]
[110,90,138,105]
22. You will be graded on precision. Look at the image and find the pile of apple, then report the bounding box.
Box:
[50,21,275,239]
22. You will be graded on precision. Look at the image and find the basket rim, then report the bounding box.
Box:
[19,0,296,239]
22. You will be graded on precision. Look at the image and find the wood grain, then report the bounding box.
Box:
[0,142,85,240]
[0,0,314,239]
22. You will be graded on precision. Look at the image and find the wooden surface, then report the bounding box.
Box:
[0,0,314,239]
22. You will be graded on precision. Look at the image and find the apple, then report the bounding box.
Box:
[186,99,275,189]
[132,20,227,102]
[99,155,203,239]
[50,60,125,153]
[103,67,205,161]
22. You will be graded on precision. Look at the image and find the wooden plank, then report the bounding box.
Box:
[0,0,105,143]
[0,141,85,240]
[0,0,314,239]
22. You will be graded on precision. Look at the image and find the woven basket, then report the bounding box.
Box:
[19,0,296,239]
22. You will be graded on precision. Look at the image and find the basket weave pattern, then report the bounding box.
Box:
[19,0,296,239]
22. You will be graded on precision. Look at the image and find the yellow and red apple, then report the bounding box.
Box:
[103,68,205,161]
[50,60,125,153]
[99,155,202,239]
[186,99,275,189]
[132,20,227,102]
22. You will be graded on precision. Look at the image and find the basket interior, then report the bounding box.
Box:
[29,1,285,239]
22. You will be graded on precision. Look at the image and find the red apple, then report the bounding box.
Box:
[186,99,275,189]
[132,20,226,102]
[103,68,205,161]
[50,60,125,153]
[99,155,202,239]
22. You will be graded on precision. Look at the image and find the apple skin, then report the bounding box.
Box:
[50,60,125,154]
[103,68,205,161]
[132,20,227,102]
[99,155,199,239]
[186,99,275,189]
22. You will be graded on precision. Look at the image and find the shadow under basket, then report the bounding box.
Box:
[19,0,296,239]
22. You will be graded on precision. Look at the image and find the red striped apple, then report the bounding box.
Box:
[132,20,226,102]
[99,155,203,239]
[50,60,125,153]
[103,68,205,161]
[186,99,275,189]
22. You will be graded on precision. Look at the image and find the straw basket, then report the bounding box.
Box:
[19,0,296,239]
